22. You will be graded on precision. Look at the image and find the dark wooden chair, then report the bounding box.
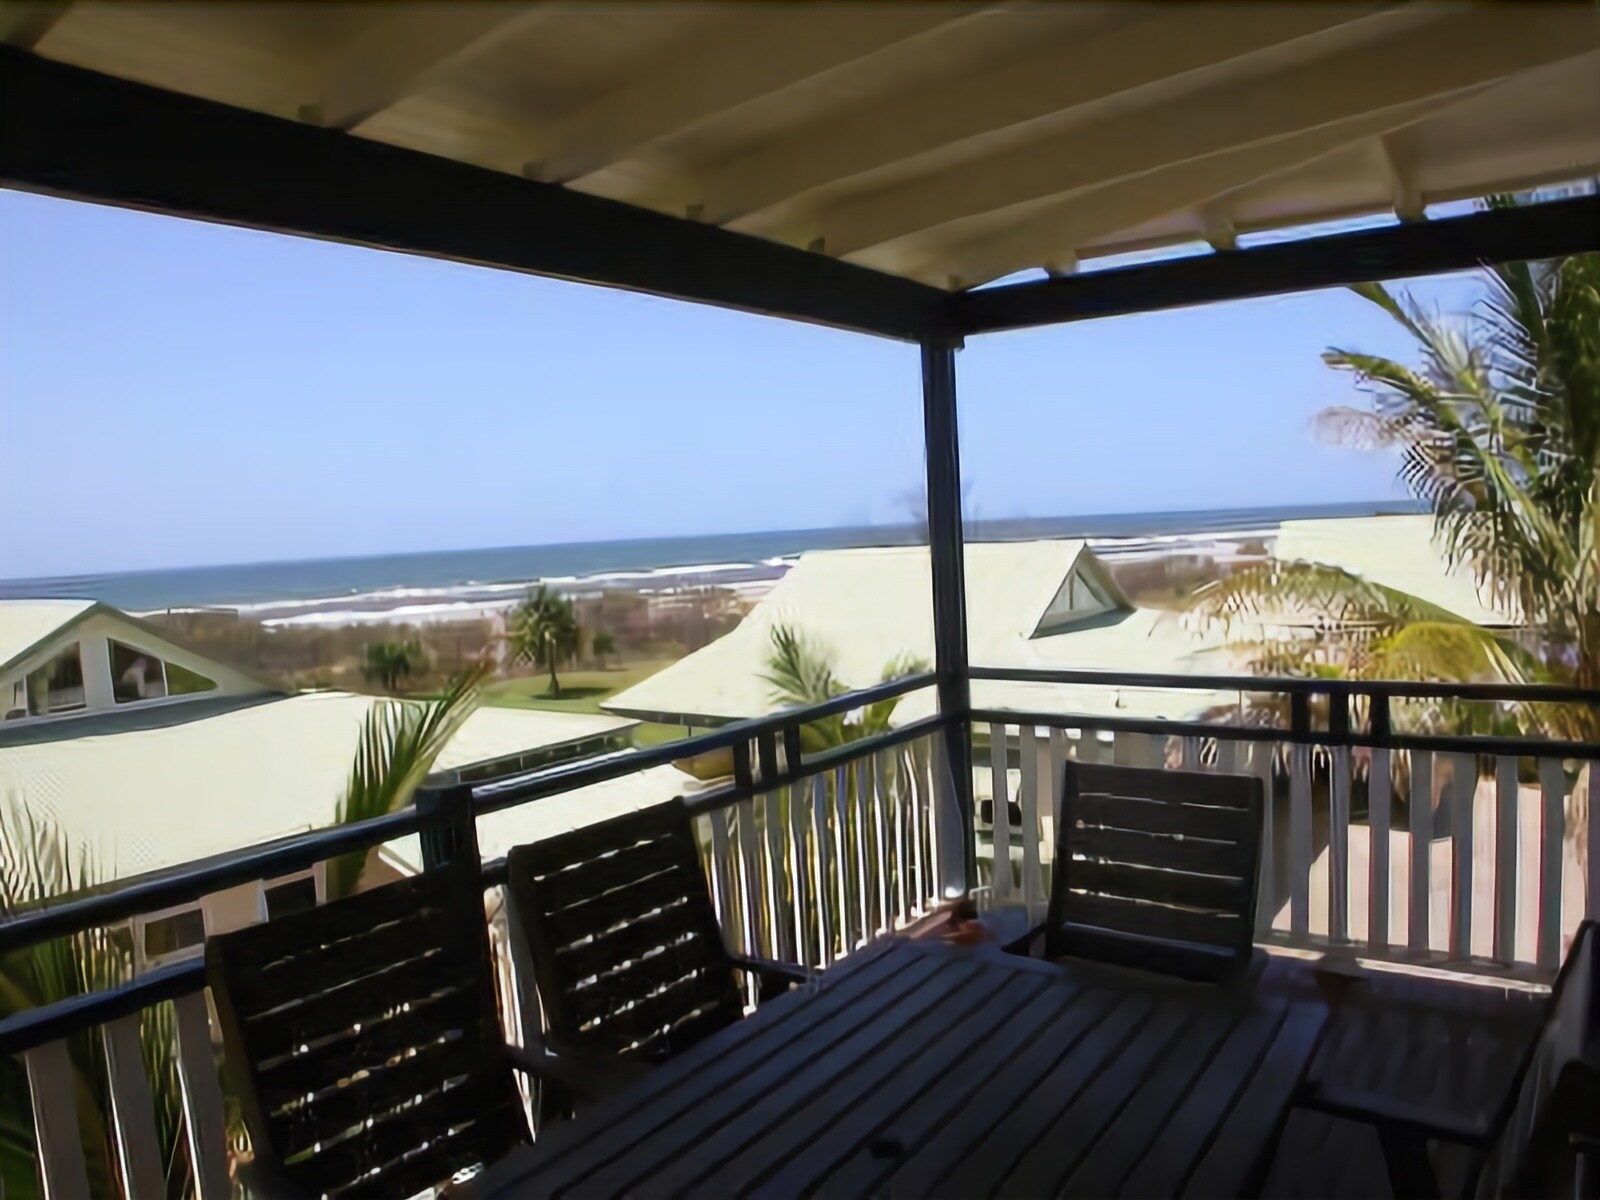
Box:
[506,800,805,1067]
[207,860,602,1200]
[1040,761,1265,983]
[1301,919,1598,1199]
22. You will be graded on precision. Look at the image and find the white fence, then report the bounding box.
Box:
[975,720,1598,977]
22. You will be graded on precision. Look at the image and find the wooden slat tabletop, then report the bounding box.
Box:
[476,939,1329,1199]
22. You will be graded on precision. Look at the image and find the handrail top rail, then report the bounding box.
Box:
[0,957,204,1058]
[0,718,952,1058]
[469,670,936,809]
[970,707,1600,761]
[969,665,1600,705]
[0,806,427,958]
[0,675,938,957]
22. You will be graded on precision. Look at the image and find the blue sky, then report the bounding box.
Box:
[0,190,1479,578]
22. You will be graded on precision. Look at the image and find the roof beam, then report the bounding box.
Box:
[803,6,1598,258]
[0,48,945,341]
[908,90,1478,287]
[950,195,1600,336]
[693,4,1382,226]
[0,2,68,50]
[308,4,553,131]
[528,5,983,185]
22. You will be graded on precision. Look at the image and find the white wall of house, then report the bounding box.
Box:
[129,866,325,973]
[1,609,267,724]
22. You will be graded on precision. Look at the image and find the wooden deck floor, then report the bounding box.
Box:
[1262,964,1546,1199]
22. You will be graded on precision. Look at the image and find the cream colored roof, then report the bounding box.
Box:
[0,690,682,879]
[607,541,1240,726]
[430,704,633,774]
[9,4,1598,288]
[1274,514,1517,626]
[0,599,95,671]
[387,766,692,871]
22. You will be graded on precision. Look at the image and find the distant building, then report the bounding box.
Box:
[0,599,687,971]
[2,598,269,722]
[605,540,1245,728]
[1273,514,1521,627]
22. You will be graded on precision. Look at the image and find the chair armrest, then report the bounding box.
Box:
[502,1043,648,1102]
[731,954,809,1002]
[999,919,1047,957]
[1300,1083,1496,1148]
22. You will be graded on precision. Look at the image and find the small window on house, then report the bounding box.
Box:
[1032,569,1121,638]
[142,908,206,959]
[263,876,318,921]
[166,661,217,696]
[110,641,168,703]
[25,644,86,715]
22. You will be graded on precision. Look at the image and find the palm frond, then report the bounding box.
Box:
[328,661,488,897]
[1185,560,1466,639]
[1321,254,1600,656]
[761,623,841,710]
[1,800,181,1197]
[860,652,931,735]
[1364,622,1538,685]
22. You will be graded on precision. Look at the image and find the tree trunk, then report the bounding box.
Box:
[547,657,561,698]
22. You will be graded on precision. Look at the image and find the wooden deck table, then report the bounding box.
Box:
[475,938,1330,1198]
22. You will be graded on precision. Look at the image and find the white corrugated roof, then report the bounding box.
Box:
[9,4,1598,288]
[430,704,633,774]
[1274,514,1517,626]
[386,766,694,871]
[607,541,1240,726]
[0,690,683,879]
[0,599,95,671]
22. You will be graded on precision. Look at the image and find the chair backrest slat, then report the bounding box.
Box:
[507,801,745,1061]
[207,862,525,1198]
[1047,762,1263,979]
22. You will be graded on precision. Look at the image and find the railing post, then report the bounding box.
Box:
[416,782,480,871]
[921,334,974,897]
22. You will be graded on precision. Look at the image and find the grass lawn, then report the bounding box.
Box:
[484,659,689,746]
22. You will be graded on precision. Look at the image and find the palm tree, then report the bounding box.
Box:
[762,623,927,752]
[1187,236,1599,745]
[508,586,580,698]
[0,666,487,1194]
[362,640,423,693]
[1185,231,1598,878]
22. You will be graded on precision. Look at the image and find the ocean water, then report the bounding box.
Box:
[0,500,1420,618]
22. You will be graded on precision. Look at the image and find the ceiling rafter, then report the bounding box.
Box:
[0,2,68,51]
[797,6,1598,260]
[1376,134,1425,221]
[897,90,1483,287]
[526,5,987,186]
[307,4,557,131]
[688,4,1385,227]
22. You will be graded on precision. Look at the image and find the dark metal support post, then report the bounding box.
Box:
[921,336,975,894]
[416,783,480,871]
